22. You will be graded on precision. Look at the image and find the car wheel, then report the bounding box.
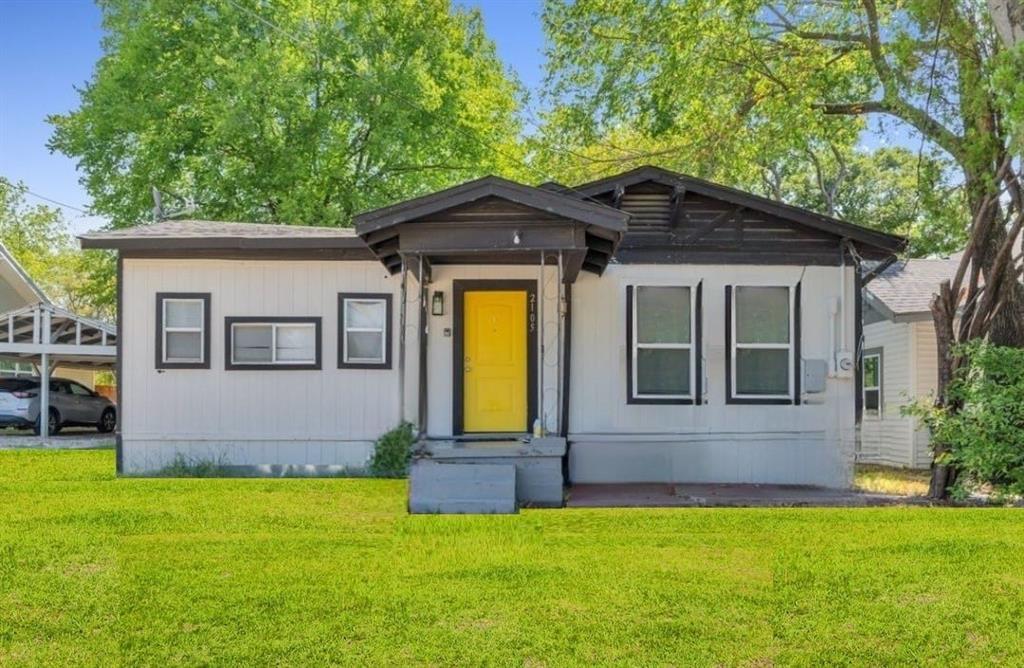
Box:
[98,407,116,433]
[33,408,61,436]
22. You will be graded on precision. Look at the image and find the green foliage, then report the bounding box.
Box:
[369,422,415,477]
[908,343,1024,500]
[3,449,1024,665]
[156,453,229,477]
[0,178,111,318]
[49,0,524,230]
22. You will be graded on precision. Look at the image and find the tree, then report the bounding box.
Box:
[541,0,1024,498]
[0,178,108,318]
[49,0,524,229]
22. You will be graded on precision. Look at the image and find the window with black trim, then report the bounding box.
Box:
[728,285,795,402]
[627,285,699,404]
[156,293,210,369]
[338,293,392,369]
[862,350,882,419]
[225,317,321,370]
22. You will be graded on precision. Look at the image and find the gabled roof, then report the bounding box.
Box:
[80,219,364,251]
[865,255,961,321]
[571,165,907,254]
[354,175,629,235]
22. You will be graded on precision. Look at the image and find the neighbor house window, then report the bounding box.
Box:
[626,284,701,404]
[862,351,882,419]
[156,293,210,369]
[225,317,321,370]
[727,285,796,403]
[338,293,392,369]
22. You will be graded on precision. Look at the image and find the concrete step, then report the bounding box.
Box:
[408,461,518,514]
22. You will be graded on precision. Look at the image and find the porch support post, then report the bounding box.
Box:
[39,351,49,440]
[538,251,545,435]
[397,256,408,426]
[417,255,428,437]
[556,250,563,436]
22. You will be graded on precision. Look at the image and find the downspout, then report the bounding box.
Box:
[556,250,563,436]
[417,255,428,438]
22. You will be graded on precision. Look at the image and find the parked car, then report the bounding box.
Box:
[0,377,116,435]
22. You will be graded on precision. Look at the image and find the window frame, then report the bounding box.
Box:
[224,316,322,370]
[155,293,211,370]
[726,284,800,405]
[338,293,393,370]
[626,283,701,405]
[862,348,883,420]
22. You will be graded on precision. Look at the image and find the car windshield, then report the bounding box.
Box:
[0,378,38,392]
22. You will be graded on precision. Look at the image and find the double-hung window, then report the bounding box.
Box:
[862,350,882,418]
[156,293,210,369]
[728,285,796,403]
[627,285,699,403]
[226,317,321,370]
[338,293,392,369]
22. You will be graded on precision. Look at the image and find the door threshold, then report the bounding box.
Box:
[426,433,531,443]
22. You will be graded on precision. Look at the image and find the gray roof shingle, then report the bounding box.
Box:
[866,255,961,316]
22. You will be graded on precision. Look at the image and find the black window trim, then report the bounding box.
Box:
[155,292,211,370]
[338,293,393,370]
[625,282,702,406]
[862,347,883,420]
[224,316,322,371]
[725,283,801,406]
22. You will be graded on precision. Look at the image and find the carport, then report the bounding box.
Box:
[0,302,117,439]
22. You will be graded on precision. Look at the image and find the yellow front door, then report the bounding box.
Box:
[463,290,528,432]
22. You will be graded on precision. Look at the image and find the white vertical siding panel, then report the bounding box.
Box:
[568,264,855,488]
[122,259,402,472]
[860,318,924,467]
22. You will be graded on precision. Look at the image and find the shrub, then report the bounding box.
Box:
[909,342,1024,500]
[157,453,229,477]
[369,422,415,477]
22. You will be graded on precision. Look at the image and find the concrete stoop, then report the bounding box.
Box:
[408,436,567,514]
[408,461,518,514]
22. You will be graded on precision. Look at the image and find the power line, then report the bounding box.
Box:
[221,0,608,206]
[22,189,92,216]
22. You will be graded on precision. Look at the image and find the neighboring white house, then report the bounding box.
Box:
[859,256,959,468]
[81,166,905,492]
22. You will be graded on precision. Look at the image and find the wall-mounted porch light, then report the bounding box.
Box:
[431,290,445,316]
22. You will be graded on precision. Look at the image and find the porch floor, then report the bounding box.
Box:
[566,483,924,508]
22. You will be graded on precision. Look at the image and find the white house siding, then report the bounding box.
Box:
[859,319,926,468]
[568,264,857,488]
[121,259,409,473]
[424,264,562,437]
[911,321,938,468]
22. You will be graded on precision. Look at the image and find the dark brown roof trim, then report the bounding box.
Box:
[81,235,367,252]
[120,248,375,261]
[354,175,629,235]
[573,165,907,254]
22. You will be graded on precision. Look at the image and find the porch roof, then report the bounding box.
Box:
[353,176,629,279]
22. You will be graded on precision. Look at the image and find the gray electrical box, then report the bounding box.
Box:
[803,359,828,393]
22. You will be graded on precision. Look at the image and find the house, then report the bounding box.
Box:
[859,256,958,468]
[80,166,904,498]
[0,242,105,391]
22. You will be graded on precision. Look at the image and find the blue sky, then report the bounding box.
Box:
[1,0,910,235]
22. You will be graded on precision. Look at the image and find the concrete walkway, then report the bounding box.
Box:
[566,483,924,508]
[0,429,114,450]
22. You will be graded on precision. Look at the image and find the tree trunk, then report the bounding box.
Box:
[928,288,958,500]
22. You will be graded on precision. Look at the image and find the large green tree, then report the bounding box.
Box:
[49,0,524,229]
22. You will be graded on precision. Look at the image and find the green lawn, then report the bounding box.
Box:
[2,451,1022,666]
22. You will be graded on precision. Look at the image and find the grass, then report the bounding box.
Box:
[2,451,1023,666]
[855,464,932,496]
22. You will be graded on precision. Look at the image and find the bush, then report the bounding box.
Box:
[909,342,1024,500]
[369,422,415,477]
